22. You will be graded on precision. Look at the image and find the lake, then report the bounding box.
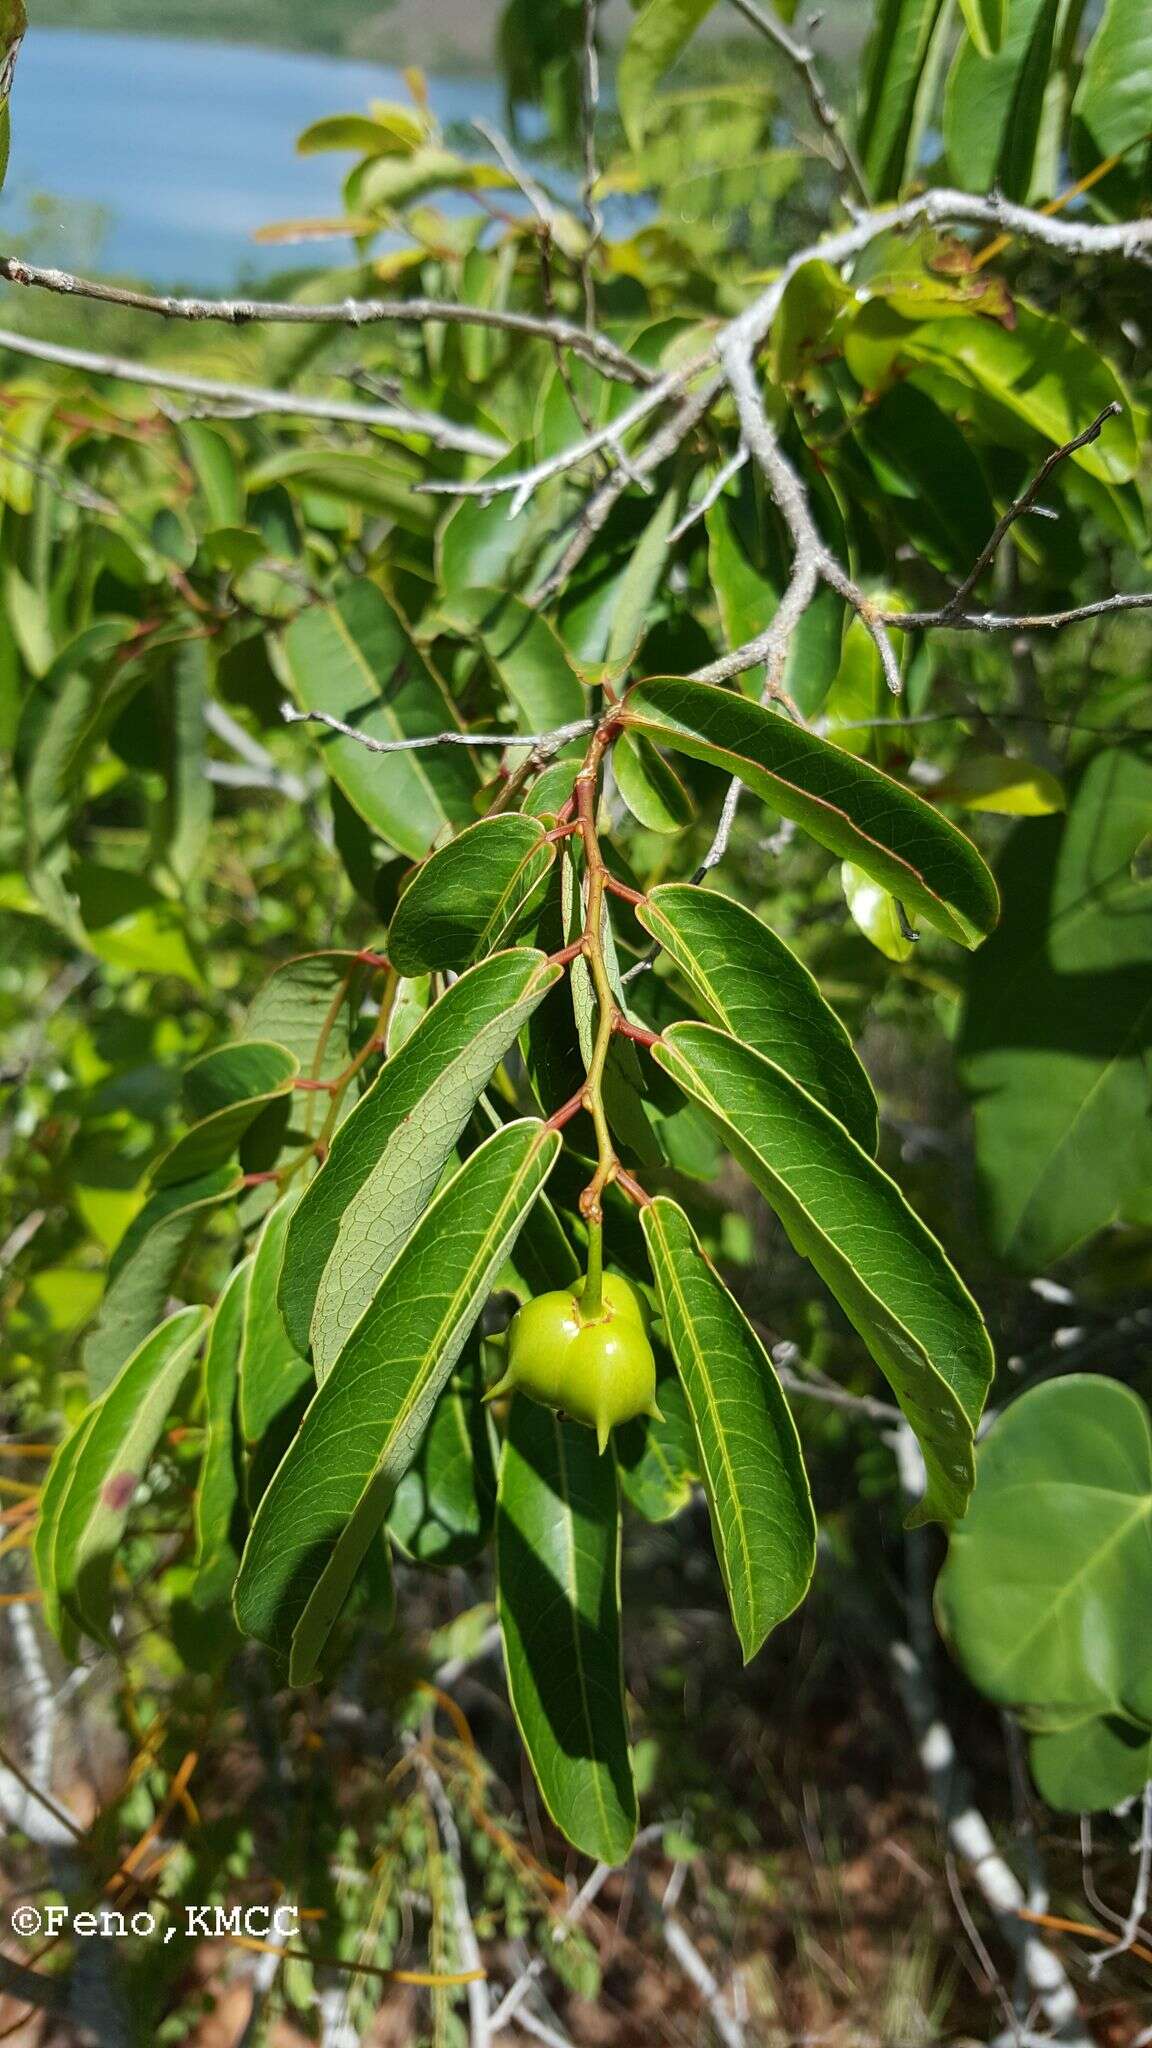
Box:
[3,29,515,286]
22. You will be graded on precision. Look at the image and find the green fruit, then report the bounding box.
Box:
[492,1271,659,1452]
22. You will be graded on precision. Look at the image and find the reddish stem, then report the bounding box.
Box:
[356,949,391,969]
[294,1077,336,1094]
[547,938,586,968]
[604,874,647,908]
[241,1171,280,1189]
[614,1167,653,1210]
[613,1014,660,1049]
[544,1091,587,1134]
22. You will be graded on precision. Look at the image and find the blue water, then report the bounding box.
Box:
[3,30,512,284]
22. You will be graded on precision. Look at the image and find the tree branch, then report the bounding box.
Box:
[0,264,654,383]
[280,703,596,760]
[727,0,869,203]
[0,326,505,458]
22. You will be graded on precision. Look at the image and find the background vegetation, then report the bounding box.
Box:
[2,1,1152,2044]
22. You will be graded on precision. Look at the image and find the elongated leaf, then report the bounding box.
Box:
[239,1198,311,1449]
[18,620,141,933]
[38,1308,208,1646]
[157,638,213,886]
[282,949,561,1372]
[436,588,586,734]
[945,0,1060,200]
[605,488,678,671]
[235,1120,560,1679]
[707,490,843,716]
[937,1377,1152,1733]
[193,1259,250,1610]
[622,678,998,947]
[389,1342,497,1566]
[934,754,1064,815]
[1073,0,1152,212]
[34,1411,97,1654]
[618,0,720,148]
[151,1042,298,1188]
[654,1023,994,1522]
[638,883,877,1151]
[83,1166,239,1398]
[960,748,1152,1268]
[245,951,369,1081]
[957,0,1007,55]
[613,732,695,835]
[497,1396,637,1861]
[279,580,477,860]
[643,1199,815,1656]
[858,0,947,198]
[388,816,555,974]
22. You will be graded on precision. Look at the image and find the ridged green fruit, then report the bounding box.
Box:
[492,1272,659,1452]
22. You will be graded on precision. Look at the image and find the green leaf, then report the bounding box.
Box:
[707,491,843,717]
[957,0,1007,56]
[638,883,878,1151]
[496,1396,637,1861]
[180,422,245,529]
[945,0,1061,201]
[297,109,426,156]
[282,948,561,1373]
[435,588,586,734]
[388,816,556,974]
[617,0,720,148]
[193,1260,250,1610]
[238,1197,311,1450]
[389,1341,496,1566]
[247,449,430,526]
[83,1167,239,1399]
[841,862,917,963]
[38,1307,208,1646]
[1073,0,1152,213]
[934,754,1065,816]
[960,749,1152,1268]
[613,732,695,836]
[151,1042,298,1189]
[937,1377,1152,1734]
[642,1198,815,1658]
[72,863,203,986]
[235,1120,561,1679]
[621,678,999,947]
[653,1023,994,1522]
[846,302,1138,486]
[1028,1715,1152,1814]
[279,580,478,860]
[615,1360,699,1523]
[855,385,997,576]
[858,0,948,198]
[605,488,679,672]
[245,950,369,1081]
[157,639,213,887]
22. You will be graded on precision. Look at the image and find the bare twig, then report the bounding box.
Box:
[487,1824,665,2035]
[0,325,504,458]
[0,266,654,383]
[727,0,869,202]
[281,703,596,760]
[653,1863,746,2048]
[413,1750,490,2048]
[1087,1783,1152,1978]
[666,443,750,545]
[886,591,1152,633]
[579,0,604,329]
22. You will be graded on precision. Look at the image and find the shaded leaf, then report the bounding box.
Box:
[83,1167,239,1399]
[496,1396,637,1861]
[388,816,556,973]
[618,0,720,148]
[193,1259,250,1610]
[151,1042,298,1189]
[858,0,947,198]
[389,1342,496,1566]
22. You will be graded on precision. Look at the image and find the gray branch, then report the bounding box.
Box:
[281,702,595,760]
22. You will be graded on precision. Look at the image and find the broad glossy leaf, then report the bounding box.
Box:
[638,883,878,1151]
[193,1259,250,1610]
[621,678,998,947]
[1073,0,1152,213]
[282,948,561,1372]
[945,0,1060,200]
[151,1042,298,1188]
[245,950,368,1081]
[496,1396,637,1862]
[613,732,695,835]
[38,1307,208,1647]
[957,0,1007,56]
[847,302,1138,486]
[84,1166,239,1398]
[389,1342,496,1566]
[858,0,947,198]
[960,749,1152,1268]
[388,816,556,973]
[643,1198,815,1657]
[279,580,477,860]
[235,1121,560,1679]
[617,0,720,147]
[436,588,586,734]
[938,1377,1152,1729]
[654,1023,994,1522]
[238,1197,311,1449]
